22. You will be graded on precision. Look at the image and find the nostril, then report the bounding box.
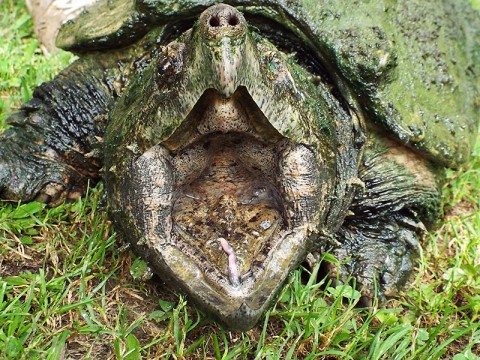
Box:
[228,15,239,26]
[202,5,246,33]
[209,16,220,27]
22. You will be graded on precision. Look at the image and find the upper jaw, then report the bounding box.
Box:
[149,4,326,150]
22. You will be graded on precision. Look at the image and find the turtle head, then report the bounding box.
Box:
[106,4,359,331]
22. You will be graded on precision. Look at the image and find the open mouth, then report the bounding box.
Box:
[160,87,319,290]
[164,88,286,289]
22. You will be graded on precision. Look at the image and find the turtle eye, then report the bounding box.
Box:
[156,42,186,79]
[157,56,170,75]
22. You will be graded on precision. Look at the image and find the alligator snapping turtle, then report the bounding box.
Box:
[1,0,479,330]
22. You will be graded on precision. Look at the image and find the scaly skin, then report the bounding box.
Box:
[0,52,119,204]
[329,131,444,304]
[0,27,167,204]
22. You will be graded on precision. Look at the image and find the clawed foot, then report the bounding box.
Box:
[0,143,90,205]
[334,240,417,305]
[316,217,423,306]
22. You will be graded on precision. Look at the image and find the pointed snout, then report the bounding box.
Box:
[193,4,257,97]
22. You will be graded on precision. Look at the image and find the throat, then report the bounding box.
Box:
[171,133,284,286]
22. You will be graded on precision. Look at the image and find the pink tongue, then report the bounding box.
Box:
[219,237,240,287]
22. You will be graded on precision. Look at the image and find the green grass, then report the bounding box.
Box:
[0,1,73,128]
[1,1,479,359]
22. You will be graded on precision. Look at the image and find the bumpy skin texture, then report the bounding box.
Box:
[0,54,115,204]
[331,133,443,304]
[0,45,154,204]
[1,1,478,330]
[103,6,360,330]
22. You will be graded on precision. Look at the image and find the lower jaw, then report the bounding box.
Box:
[156,222,313,331]
[114,122,324,329]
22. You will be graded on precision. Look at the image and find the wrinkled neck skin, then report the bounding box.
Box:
[105,4,360,331]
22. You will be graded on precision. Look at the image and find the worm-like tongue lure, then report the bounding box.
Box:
[219,237,240,287]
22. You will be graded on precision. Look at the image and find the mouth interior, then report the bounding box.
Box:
[162,88,289,287]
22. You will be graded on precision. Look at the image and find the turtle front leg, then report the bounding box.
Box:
[330,134,443,304]
[0,53,126,205]
[333,214,424,304]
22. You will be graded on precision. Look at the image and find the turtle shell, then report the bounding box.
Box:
[57,0,480,167]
